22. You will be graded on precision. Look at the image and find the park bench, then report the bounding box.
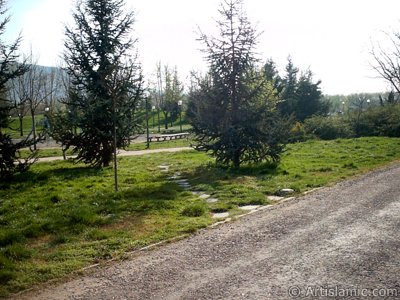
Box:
[148,132,189,142]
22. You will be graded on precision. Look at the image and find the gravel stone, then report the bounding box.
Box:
[212,212,230,219]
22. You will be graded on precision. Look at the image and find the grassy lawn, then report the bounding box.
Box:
[126,137,192,151]
[3,112,191,139]
[2,115,46,139]
[18,138,193,159]
[1,137,400,296]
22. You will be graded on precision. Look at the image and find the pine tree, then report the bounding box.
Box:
[278,58,328,121]
[278,57,299,116]
[0,0,34,181]
[62,0,143,167]
[295,70,326,121]
[188,0,290,168]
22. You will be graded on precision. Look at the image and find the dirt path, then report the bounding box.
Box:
[13,164,400,299]
[37,147,193,162]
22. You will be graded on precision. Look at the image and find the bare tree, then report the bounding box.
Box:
[13,55,51,149]
[153,63,184,130]
[371,31,400,94]
[0,0,37,180]
[42,67,62,113]
[346,93,370,136]
[8,78,29,136]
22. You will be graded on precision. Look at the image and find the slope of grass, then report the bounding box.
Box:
[1,137,400,296]
[2,115,46,139]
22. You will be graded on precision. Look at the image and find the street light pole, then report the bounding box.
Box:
[44,107,50,144]
[152,105,155,129]
[146,96,150,149]
[157,105,161,133]
[178,100,182,132]
[112,96,118,192]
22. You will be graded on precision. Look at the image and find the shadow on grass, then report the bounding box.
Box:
[183,161,280,190]
[0,164,104,191]
[37,165,104,181]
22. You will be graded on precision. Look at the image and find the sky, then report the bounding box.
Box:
[4,0,400,95]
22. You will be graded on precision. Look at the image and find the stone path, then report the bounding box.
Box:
[161,167,296,220]
[160,166,230,219]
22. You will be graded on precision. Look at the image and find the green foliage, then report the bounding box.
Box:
[188,0,290,168]
[295,70,328,121]
[289,122,308,142]
[268,57,329,121]
[299,103,400,140]
[181,203,207,217]
[0,2,34,180]
[62,0,143,167]
[0,132,38,180]
[348,104,400,137]
[304,115,354,140]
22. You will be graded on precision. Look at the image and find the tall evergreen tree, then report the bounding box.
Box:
[295,70,326,121]
[263,58,283,94]
[62,0,143,167]
[0,0,34,180]
[278,57,299,116]
[188,0,290,168]
[277,58,328,121]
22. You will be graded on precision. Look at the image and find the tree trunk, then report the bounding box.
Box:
[101,141,113,167]
[19,116,23,136]
[157,109,160,133]
[233,149,241,168]
[164,112,168,129]
[31,110,36,150]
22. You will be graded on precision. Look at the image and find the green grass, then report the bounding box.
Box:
[1,137,400,296]
[2,115,46,139]
[127,137,193,151]
[2,111,192,139]
[18,138,193,159]
[147,111,191,133]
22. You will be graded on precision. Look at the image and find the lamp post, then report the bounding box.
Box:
[44,107,50,144]
[341,101,345,114]
[145,95,150,149]
[366,99,370,108]
[44,107,49,118]
[152,105,156,129]
[157,105,161,133]
[178,100,183,132]
[18,113,23,136]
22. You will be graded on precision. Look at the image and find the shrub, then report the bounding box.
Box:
[349,104,400,137]
[289,122,308,142]
[304,115,353,140]
[181,203,206,217]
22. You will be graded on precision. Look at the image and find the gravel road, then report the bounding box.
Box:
[14,164,400,299]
